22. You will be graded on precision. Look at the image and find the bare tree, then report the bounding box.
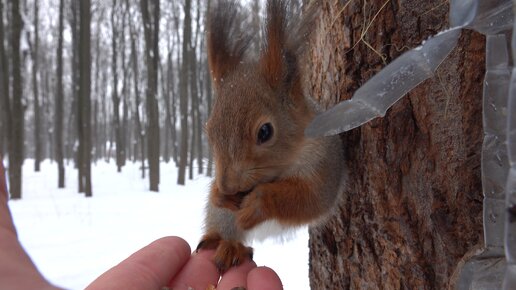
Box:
[120,4,129,169]
[9,0,25,199]
[128,0,145,178]
[190,0,203,177]
[111,0,124,172]
[139,0,160,191]
[30,0,42,171]
[55,0,65,188]
[68,0,80,165]
[78,0,93,196]
[205,0,213,177]
[0,1,10,159]
[161,53,175,164]
[177,0,192,185]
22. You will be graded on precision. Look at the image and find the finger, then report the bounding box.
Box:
[86,236,190,290]
[247,266,283,290]
[169,249,219,290]
[217,259,256,290]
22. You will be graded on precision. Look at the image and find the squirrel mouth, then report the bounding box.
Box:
[236,188,253,198]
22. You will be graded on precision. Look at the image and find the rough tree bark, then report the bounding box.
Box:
[307,1,485,289]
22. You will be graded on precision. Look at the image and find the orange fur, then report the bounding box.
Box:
[199,0,344,272]
[260,0,288,88]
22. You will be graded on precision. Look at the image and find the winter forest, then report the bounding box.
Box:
[0,0,278,199]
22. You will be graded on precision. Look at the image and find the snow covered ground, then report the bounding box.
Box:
[8,159,309,289]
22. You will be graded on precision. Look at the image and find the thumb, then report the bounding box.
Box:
[86,236,191,290]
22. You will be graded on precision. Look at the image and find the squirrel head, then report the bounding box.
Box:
[206,0,317,195]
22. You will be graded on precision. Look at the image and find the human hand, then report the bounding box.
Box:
[87,236,283,290]
[0,160,282,290]
[0,159,61,290]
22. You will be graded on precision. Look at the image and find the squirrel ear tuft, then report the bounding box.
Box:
[207,1,251,90]
[259,0,288,89]
[260,0,319,90]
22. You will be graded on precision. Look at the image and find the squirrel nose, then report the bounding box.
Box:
[218,169,241,195]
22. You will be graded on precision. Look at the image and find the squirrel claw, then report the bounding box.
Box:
[197,233,221,252]
[213,240,254,273]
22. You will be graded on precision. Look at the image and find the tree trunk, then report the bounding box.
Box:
[177,0,192,185]
[32,0,42,172]
[193,0,203,176]
[120,6,128,169]
[307,1,484,289]
[0,0,10,159]
[78,0,92,197]
[140,0,160,191]
[9,0,24,199]
[161,55,174,164]
[55,0,65,188]
[43,67,53,162]
[205,0,213,177]
[128,14,145,179]
[111,0,124,172]
[69,0,80,168]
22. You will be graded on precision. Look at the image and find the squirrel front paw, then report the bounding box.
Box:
[196,233,253,273]
[236,190,267,230]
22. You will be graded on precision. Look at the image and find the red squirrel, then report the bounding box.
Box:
[197,0,345,272]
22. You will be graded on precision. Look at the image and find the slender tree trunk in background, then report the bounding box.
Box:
[93,9,103,162]
[44,69,53,161]
[120,7,128,168]
[55,0,65,188]
[177,0,191,185]
[307,1,484,289]
[189,67,196,181]
[32,0,42,172]
[0,1,10,160]
[70,0,80,168]
[128,11,145,179]
[188,1,199,180]
[140,0,160,191]
[193,0,203,176]
[101,72,108,161]
[111,0,124,173]
[9,0,24,199]
[205,0,213,177]
[188,107,195,180]
[172,8,181,167]
[161,59,173,163]
[78,0,92,197]
[196,41,205,176]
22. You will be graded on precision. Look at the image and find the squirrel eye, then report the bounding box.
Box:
[257,123,274,145]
